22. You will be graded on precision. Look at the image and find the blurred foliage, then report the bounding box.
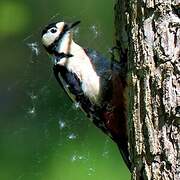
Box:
[0,0,130,180]
[0,2,30,37]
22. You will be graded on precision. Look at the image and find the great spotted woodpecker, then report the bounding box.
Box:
[41,21,131,170]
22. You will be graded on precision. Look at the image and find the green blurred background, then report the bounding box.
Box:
[0,0,130,179]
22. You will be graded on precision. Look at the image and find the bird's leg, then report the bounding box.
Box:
[109,46,127,82]
[109,46,127,64]
[109,46,119,61]
[111,45,127,71]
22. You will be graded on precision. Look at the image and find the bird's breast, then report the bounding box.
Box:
[64,55,101,104]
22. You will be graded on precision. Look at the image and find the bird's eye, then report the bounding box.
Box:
[50,28,57,33]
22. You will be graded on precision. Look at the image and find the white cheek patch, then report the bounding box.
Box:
[42,33,55,47]
[42,22,65,48]
[42,31,60,47]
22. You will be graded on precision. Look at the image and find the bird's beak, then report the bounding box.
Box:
[56,21,81,34]
[69,21,81,30]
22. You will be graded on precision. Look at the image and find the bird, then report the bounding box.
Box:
[41,21,131,170]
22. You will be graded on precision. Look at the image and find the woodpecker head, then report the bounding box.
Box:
[41,21,81,54]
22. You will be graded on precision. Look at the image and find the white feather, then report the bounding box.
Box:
[57,32,100,103]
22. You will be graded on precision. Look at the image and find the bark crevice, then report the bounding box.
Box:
[114,0,180,179]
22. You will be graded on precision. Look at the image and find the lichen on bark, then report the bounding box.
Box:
[114,0,180,179]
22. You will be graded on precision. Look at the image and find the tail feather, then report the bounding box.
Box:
[117,141,131,171]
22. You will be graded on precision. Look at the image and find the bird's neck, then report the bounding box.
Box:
[57,32,73,54]
[56,32,89,64]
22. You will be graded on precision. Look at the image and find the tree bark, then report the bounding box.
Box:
[114,0,180,179]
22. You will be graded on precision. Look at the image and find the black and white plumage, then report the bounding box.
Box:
[41,21,131,170]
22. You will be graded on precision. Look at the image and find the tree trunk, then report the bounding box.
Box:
[114,0,180,179]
